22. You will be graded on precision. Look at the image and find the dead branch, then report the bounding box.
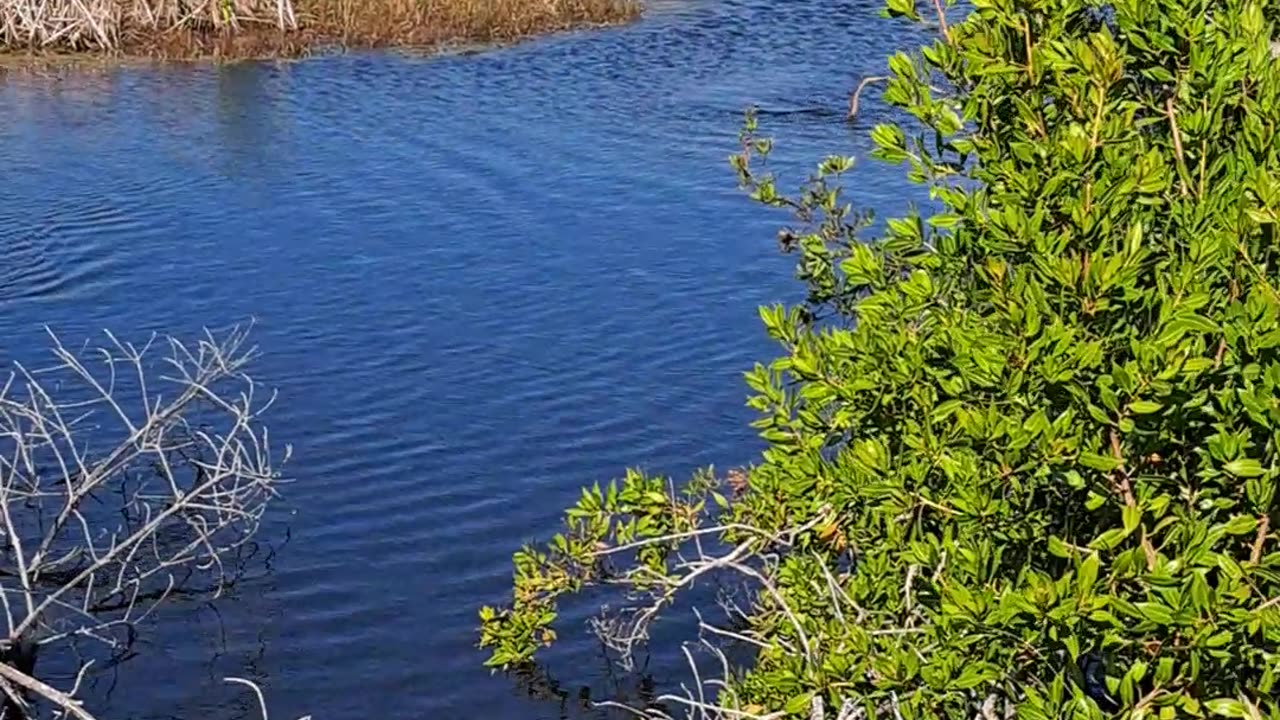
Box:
[585,511,1015,720]
[0,662,95,720]
[587,509,830,673]
[0,323,288,718]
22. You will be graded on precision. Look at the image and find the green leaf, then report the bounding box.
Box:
[1128,400,1161,414]
[1048,536,1071,558]
[1189,571,1211,611]
[1078,553,1100,597]
[1136,602,1174,625]
[1224,459,1266,477]
[1122,504,1141,533]
[1256,329,1280,349]
[883,0,919,20]
[643,490,669,504]
[932,399,964,422]
[954,662,997,689]
[1079,452,1123,472]
[1156,314,1219,346]
[1205,699,1248,718]
[929,213,963,229]
[1223,515,1259,535]
[1085,491,1107,512]
[711,491,730,510]
[784,692,815,715]
[1090,527,1132,551]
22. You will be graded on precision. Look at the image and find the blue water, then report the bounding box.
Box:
[0,1,925,717]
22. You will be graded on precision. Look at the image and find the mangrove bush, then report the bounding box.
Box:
[481,0,1280,718]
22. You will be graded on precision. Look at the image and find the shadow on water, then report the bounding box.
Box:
[214,64,285,179]
[0,1,930,718]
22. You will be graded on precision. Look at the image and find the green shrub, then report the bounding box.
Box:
[480,0,1280,717]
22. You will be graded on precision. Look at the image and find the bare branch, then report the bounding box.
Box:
[847,76,887,121]
[581,506,991,720]
[0,662,97,720]
[0,323,288,719]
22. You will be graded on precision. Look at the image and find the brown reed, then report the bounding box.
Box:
[0,0,639,58]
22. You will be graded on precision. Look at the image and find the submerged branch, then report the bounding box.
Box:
[0,322,288,718]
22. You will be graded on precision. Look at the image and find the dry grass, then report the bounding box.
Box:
[0,0,298,52]
[303,0,638,45]
[0,0,639,59]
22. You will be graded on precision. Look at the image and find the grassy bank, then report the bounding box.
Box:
[0,0,640,60]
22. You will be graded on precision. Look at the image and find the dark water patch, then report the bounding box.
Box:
[0,198,137,304]
[0,224,63,303]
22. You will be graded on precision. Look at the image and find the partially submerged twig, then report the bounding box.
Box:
[0,661,96,720]
[225,676,312,720]
[847,76,887,121]
[587,509,830,672]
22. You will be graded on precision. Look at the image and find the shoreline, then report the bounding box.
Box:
[0,0,640,69]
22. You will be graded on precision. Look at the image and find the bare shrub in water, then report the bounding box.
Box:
[0,323,288,718]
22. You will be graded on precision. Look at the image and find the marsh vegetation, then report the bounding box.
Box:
[0,0,639,58]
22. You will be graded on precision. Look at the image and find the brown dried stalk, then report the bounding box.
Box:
[0,0,298,52]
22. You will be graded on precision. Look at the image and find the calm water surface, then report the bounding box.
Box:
[0,1,926,717]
